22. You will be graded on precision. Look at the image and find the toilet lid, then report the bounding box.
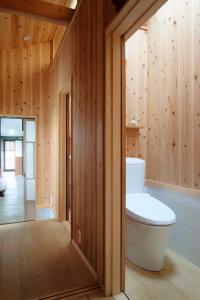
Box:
[126,193,176,226]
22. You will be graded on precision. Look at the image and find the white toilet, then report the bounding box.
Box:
[126,157,176,271]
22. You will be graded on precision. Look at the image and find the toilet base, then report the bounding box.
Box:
[126,217,174,271]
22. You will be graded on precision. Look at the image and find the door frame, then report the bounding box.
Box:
[0,114,38,210]
[58,85,73,236]
[104,0,168,295]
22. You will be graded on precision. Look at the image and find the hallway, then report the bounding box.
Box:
[0,220,98,300]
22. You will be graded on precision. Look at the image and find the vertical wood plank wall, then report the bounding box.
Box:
[0,42,51,206]
[125,30,148,160]
[126,0,200,191]
[49,0,116,283]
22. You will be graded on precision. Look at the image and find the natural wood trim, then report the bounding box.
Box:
[124,0,167,41]
[58,92,67,222]
[0,0,74,25]
[34,284,101,300]
[0,113,37,119]
[146,180,200,197]
[121,37,126,292]
[58,79,74,242]
[105,0,168,296]
[50,0,84,68]
[58,89,73,223]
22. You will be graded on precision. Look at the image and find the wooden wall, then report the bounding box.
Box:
[126,0,200,191]
[0,42,51,206]
[49,0,112,284]
[125,30,148,160]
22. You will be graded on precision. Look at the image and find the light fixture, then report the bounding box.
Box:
[23,35,32,41]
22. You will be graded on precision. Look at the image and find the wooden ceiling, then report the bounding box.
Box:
[0,0,77,51]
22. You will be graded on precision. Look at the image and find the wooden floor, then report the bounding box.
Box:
[1,220,199,300]
[0,220,98,300]
[125,250,200,300]
[61,292,127,300]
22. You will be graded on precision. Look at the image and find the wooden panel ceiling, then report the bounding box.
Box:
[0,0,76,50]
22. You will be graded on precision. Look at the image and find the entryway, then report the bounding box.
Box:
[0,116,53,224]
[105,0,200,297]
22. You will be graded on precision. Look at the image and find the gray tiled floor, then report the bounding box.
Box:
[145,184,200,267]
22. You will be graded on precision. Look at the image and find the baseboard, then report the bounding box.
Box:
[35,284,101,300]
[146,179,200,197]
[72,239,98,280]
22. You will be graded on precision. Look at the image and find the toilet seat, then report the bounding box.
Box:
[126,193,176,226]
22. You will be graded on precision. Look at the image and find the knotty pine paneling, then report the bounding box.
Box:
[50,0,105,283]
[126,0,200,191]
[147,0,200,190]
[0,1,70,51]
[0,42,51,206]
[125,30,148,160]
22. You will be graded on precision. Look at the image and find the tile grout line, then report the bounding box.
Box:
[123,291,132,300]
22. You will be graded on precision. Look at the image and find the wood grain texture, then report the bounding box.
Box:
[125,250,200,300]
[147,0,200,190]
[0,42,51,207]
[126,0,200,191]
[67,291,127,300]
[49,0,105,285]
[125,30,147,160]
[0,0,74,25]
[0,0,75,51]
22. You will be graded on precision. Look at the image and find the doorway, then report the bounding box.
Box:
[66,93,72,224]
[0,116,36,224]
[59,91,73,228]
[105,0,200,298]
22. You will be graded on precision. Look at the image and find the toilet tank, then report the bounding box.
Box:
[126,158,145,194]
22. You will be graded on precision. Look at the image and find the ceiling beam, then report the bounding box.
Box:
[0,0,74,25]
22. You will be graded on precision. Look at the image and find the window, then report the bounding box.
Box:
[4,141,16,171]
[1,118,23,137]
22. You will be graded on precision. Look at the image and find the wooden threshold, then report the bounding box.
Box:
[34,284,101,300]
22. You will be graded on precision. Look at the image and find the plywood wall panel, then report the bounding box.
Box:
[50,0,105,283]
[192,0,200,190]
[146,0,200,190]
[125,30,148,161]
[126,0,200,191]
[178,0,193,188]
[0,42,51,206]
[147,0,180,185]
